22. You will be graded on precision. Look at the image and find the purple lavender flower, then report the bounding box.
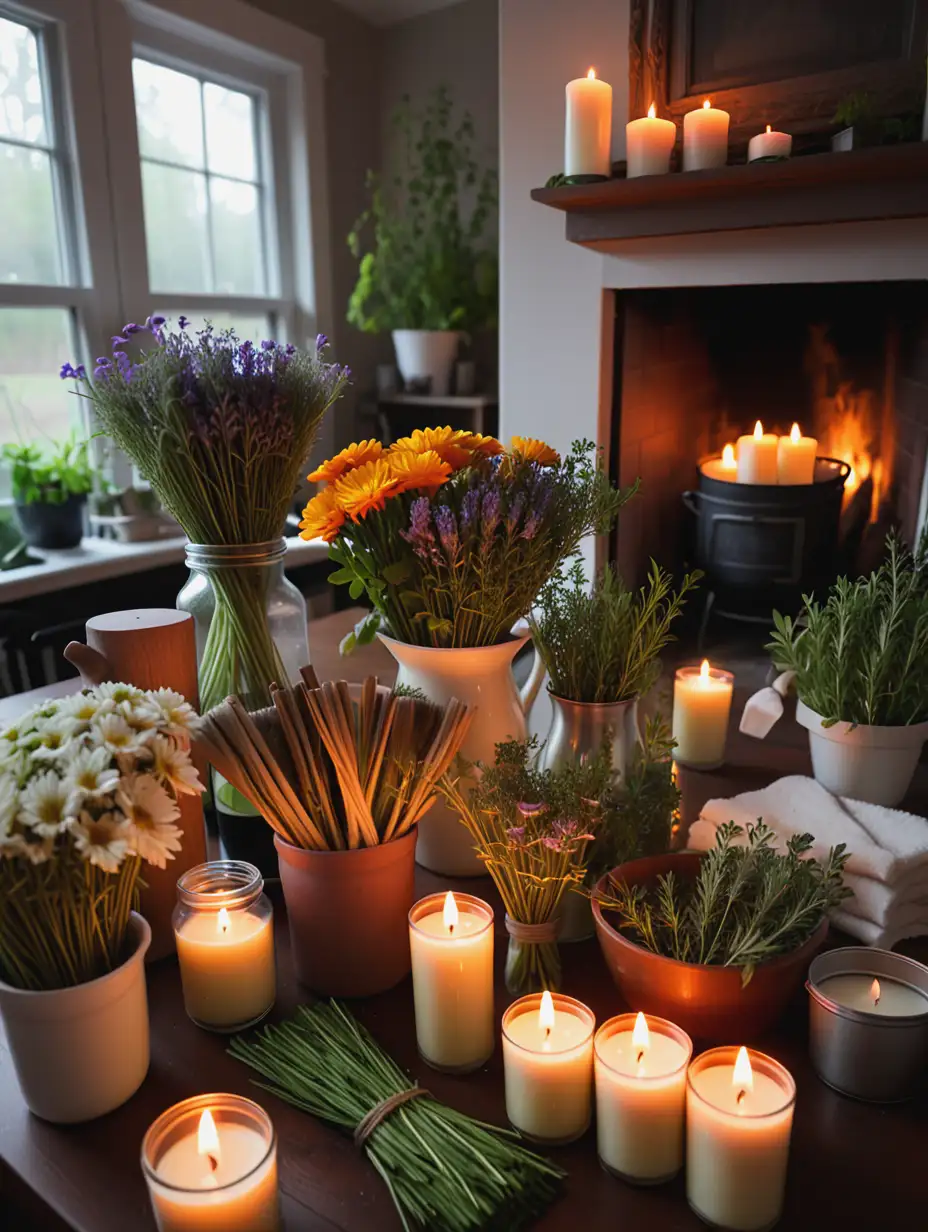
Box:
[315,333,328,351]
[261,339,275,351]
[481,488,501,541]
[506,826,527,846]
[148,315,166,327]
[400,496,438,560]
[177,315,189,330]
[521,511,541,540]
[122,323,142,336]
[111,335,128,346]
[434,506,459,557]
[507,494,525,533]
[460,487,481,535]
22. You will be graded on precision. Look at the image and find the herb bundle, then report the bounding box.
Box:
[598,820,849,986]
[229,1001,564,1232]
[529,559,701,704]
[767,533,928,727]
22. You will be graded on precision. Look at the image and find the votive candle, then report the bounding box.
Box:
[672,660,734,769]
[683,99,729,171]
[748,125,792,162]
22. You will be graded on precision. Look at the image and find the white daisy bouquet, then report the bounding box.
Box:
[0,682,203,991]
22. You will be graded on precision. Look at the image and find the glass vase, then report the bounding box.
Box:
[503,915,562,996]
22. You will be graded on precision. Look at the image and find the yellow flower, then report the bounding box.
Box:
[389,426,493,471]
[510,436,560,467]
[308,439,383,485]
[389,449,453,494]
[299,487,345,543]
[334,459,400,521]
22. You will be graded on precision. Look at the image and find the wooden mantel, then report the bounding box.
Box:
[531,143,928,249]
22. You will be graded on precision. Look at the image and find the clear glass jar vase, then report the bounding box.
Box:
[503,914,562,996]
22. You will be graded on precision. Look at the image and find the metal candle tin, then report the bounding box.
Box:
[806,948,928,1102]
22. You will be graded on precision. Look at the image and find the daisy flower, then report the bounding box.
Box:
[58,691,108,724]
[118,698,163,738]
[333,458,401,521]
[92,682,142,707]
[509,436,560,467]
[0,773,17,840]
[147,734,203,796]
[116,773,182,868]
[308,439,383,485]
[299,486,346,543]
[61,746,121,814]
[17,769,71,837]
[91,712,142,754]
[29,715,80,761]
[149,688,198,736]
[71,811,129,874]
[388,448,453,495]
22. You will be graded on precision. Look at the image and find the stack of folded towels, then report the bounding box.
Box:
[688,776,928,948]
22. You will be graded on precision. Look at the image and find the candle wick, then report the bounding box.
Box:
[873,991,880,1007]
[545,1026,551,1040]
[636,1049,645,1066]
[208,1153,219,1173]
[449,923,454,936]
[736,1089,746,1107]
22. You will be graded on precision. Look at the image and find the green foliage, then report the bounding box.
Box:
[767,532,928,727]
[2,433,97,505]
[598,820,850,986]
[347,86,498,333]
[529,558,701,703]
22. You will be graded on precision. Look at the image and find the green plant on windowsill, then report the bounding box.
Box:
[2,433,97,506]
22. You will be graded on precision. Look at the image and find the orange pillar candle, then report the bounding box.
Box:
[776,423,817,485]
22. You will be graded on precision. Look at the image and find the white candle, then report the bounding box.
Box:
[737,420,779,484]
[748,125,792,162]
[502,990,594,1143]
[565,68,613,178]
[143,1096,279,1232]
[687,1047,795,1232]
[776,423,817,485]
[594,1013,692,1184]
[409,891,494,1072]
[625,104,676,178]
[818,973,928,1017]
[682,99,730,171]
[672,660,734,769]
[175,905,276,1032]
[701,442,737,482]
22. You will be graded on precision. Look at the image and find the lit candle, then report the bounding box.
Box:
[682,98,730,171]
[565,68,613,178]
[687,1047,795,1231]
[502,990,595,1143]
[700,442,738,482]
[776,423,817,485]
[736,420,779,484]
[174,862,276,1033]
[409,891,495,1073]
[142,1095,279,1231]
[625,103,676,178]
[747,125,792,162]
[672,660,734,769]
[817,973,928,1016]
[594,1013,692,1184]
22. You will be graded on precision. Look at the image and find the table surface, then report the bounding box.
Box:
[3,612,928,1231]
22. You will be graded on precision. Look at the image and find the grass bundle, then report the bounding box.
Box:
[229,1001,564,1232]
[196,669,472,850]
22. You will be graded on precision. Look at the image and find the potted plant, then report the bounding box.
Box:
[347,86,498,396]
[0,681,202,1122]
[528,558,700,775]
[767,533,928,806]
[196,674,472,997]
[300,431,633,874]
[2,430,97,549]
[592,821,849,1041]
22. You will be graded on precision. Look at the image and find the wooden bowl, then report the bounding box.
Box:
[592,852,829,1043]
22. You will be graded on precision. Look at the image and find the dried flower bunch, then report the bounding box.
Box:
[197,669,472,851]
[300,430,634,650]
[0,683,202,991]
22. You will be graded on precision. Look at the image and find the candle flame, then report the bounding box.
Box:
[699,658,711,681]
[539,989,556,1037]
[587,67,596,80]
[766,124,771,133]
[733,1046,754,1107]
[871,978,881,1007]
[647,102,656,119]
[217,907,229,934]
[197,1108,221,1173]
[703,99,711,109]
[721,442,736,469]
[790,422,801,444]
[753,420,764,440]
[443,891,458,935]
[632,1011,649,1065]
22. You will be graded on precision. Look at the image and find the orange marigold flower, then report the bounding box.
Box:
[389,449,453,493]
[466,432,504,458]
[334,458,400,521]
[510,436,560,467]
[308,439,383,484]
[298,487,345,543]
[390,426,479,470]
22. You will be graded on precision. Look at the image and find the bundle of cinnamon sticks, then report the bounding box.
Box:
[196,667,472,850]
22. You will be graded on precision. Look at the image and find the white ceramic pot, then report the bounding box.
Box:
[796,700,928,807]
[391,329,461,397]
[378,632,545,876]
[0,912,151,1123]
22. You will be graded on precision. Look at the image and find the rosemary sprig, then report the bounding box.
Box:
[229,1002,564,1232]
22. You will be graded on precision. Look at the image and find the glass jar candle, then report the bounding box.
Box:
[173,861,275,1032]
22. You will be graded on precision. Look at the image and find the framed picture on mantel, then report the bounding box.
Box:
[630,0,928,145]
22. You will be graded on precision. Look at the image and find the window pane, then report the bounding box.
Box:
[0,17,49,146]
[133,59,204,169]
[141,162,209,293]
[204,82,256,180]
[210,179,263,295]
[0,144,61,284]
[0,307,77,445]
[155,311,271,346]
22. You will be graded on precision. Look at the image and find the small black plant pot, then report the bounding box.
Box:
[14,494,86,549]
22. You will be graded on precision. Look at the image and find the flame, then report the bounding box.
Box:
[790,423,802,444]
[443,891,458,934]
[587,67,596,80]
[733,1046,754,1106]
[632,1012,650,1065]
[721,442,736,469]
[197,1108,220,1171]
[703,99,711,109]
[766,124,772,133]
[753,420,764,440]
[699,658,711,682]
[217,907,229,934]
[539,990,556,1036]
[647,103,656,119]
[871,978,881,1006]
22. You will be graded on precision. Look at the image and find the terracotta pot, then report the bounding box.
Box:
[275,829,417,997]
[592,853,829,1042]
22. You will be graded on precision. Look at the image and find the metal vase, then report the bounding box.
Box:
[538,693,642,780]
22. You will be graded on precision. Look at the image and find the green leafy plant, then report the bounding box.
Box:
[2,433,97,505]
[597,820,850,986]
[529,559,701,703]
[767,533,928,727]
[347,86,497,333]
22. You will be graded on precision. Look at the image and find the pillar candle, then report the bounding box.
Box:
[565,68,612,178]
[748,125,792,162]
[672,660,734,769]
[776,423,817,485]
[687,1047,795,1232]
[737,421,779,484]
[625,104,676,177]
[409,891,495,1073]
[502,991,595,1144]
[682,99,729,171]
[594,1013,692,1184]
